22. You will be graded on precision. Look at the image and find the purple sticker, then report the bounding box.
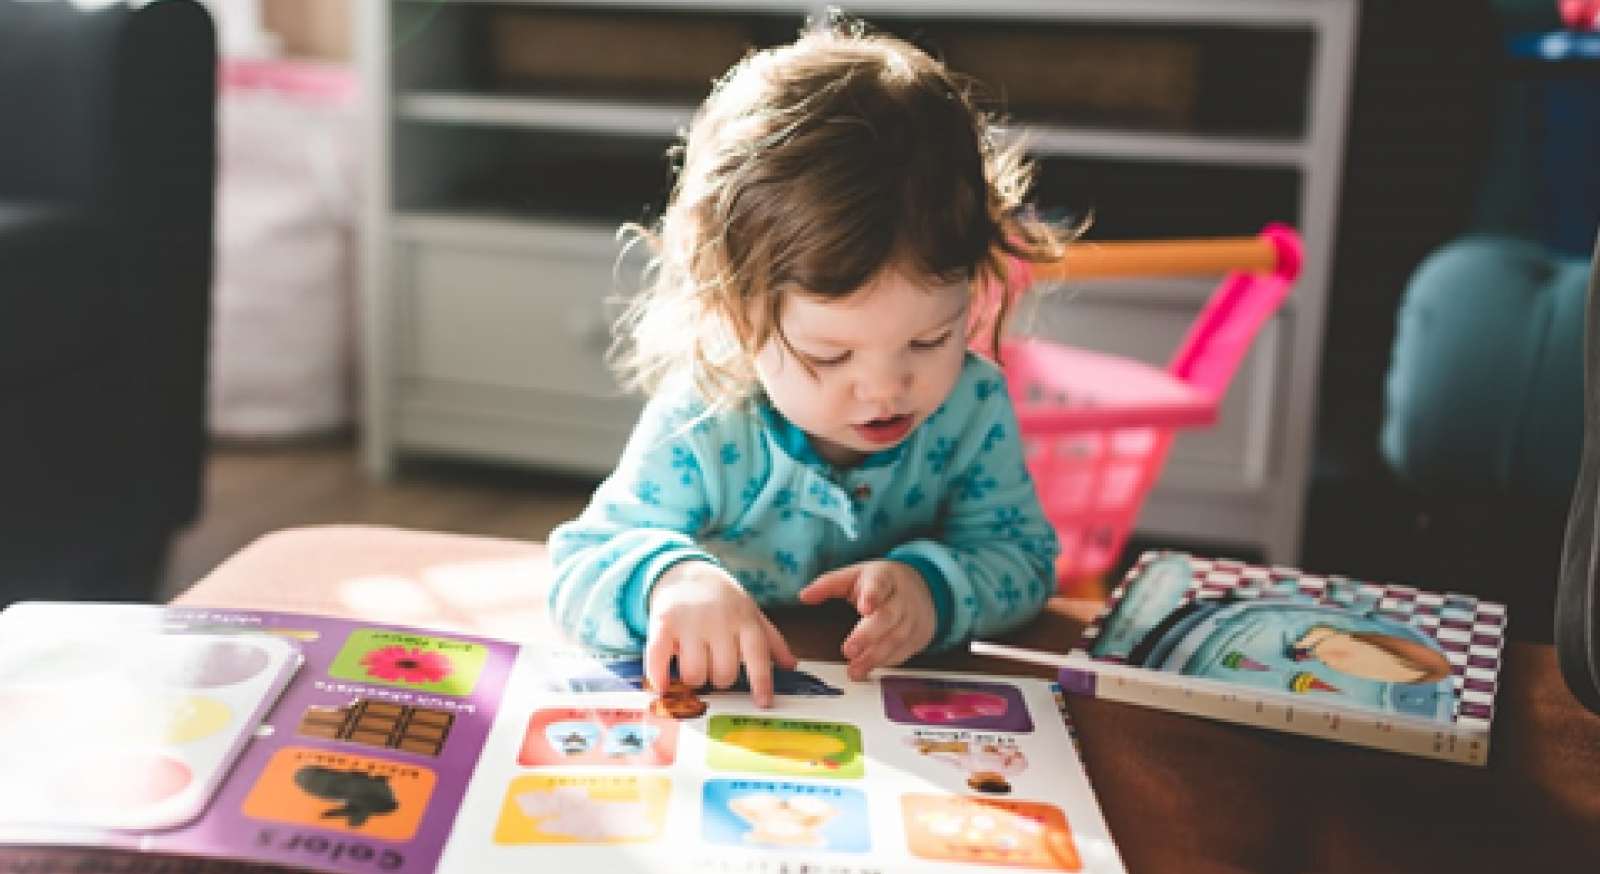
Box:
[879,676,1033,732]
[1055,667,1099,698]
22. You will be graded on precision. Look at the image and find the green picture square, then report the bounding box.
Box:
[706,715,864,779]
[329,628,487,697]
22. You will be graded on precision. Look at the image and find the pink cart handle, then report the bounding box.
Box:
[980,224,1303,417]
[1166,224,1302,402]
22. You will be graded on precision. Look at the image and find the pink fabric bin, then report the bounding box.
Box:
[210,59,359,438]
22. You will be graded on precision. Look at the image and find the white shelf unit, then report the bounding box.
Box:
[359,0,1358,566]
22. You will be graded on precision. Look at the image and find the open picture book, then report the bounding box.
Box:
[0,601,1126,874]
[979,551,1507,766]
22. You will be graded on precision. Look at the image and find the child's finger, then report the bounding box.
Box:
[798,565,860,605]
[675,639,709,690]
[841,609,893,662]
[708,633,744,690]
[644,632,676,696]
[846,644,884,681]
[842,594,903,649]
[854,566,897,615]
[849,626,915,680]
[739,625,776,708]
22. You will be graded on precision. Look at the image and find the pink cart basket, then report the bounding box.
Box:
[993,224,1303,597]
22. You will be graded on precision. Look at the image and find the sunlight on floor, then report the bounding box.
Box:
[333,556,557,642]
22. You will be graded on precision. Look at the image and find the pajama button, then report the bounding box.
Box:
[852,484,872,501]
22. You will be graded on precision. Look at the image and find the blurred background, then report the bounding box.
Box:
[3,0,1595,644]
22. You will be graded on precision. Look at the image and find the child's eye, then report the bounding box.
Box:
[911,330,954,351]
[804,351,850,368]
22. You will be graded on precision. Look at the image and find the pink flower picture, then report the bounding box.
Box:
[359,645,453,684]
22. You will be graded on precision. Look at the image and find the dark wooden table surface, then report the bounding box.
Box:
[144,524,1600,874]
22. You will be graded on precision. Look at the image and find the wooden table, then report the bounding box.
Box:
[171,525,1600,874]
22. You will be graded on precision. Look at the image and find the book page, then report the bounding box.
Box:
[0,604,1123,873]
[438,648,1125,874]
[0,604,519,874]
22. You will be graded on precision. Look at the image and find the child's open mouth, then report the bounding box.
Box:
[854,413,914,445]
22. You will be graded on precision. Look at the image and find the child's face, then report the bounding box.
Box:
[754,268,969,468]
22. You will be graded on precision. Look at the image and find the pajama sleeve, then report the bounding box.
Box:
[888,372,1060,650]
[547,391,723,654]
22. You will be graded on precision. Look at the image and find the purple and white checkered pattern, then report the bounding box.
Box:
[1075,551,1508,731]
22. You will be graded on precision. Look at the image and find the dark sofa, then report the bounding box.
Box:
[0,0,216,602]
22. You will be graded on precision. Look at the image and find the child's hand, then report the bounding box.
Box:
[798,560,937,681]
[645,560,797,708]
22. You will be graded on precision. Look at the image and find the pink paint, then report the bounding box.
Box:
[909,692,1008,723]
[56,753,192,810]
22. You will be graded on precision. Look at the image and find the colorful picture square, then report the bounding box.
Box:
[702,779,871,852]
[902,794,1081,871]
[296,699,457,757]
[707,715,864,779]
[494,775,670,845]
[329,629,487,697]
[240,747,436,841]
[880,676,1034,731]
[519,707,678,768]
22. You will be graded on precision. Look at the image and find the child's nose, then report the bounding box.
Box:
[855,357,912,402]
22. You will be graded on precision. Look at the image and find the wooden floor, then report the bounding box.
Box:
[158,434,599,601]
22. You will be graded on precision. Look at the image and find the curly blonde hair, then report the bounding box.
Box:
[612,18,1073,408]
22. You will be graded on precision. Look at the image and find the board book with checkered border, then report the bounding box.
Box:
[0,601,1126,874]
[1037,551,1507,766]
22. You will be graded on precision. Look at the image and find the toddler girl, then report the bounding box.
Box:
[549,18,1072,706]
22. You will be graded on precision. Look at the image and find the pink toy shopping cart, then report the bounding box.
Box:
[994,224,1303,597]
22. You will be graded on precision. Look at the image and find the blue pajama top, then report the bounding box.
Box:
[548,352,1060,654]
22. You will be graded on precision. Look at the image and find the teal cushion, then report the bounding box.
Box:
[1382,235,1586,499]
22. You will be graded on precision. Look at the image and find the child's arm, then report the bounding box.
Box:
[549,390,796,705]
[547,392,725,654]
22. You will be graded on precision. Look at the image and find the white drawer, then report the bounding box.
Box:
[396,224,640,399]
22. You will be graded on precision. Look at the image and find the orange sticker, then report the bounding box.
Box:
[241,747,436,841]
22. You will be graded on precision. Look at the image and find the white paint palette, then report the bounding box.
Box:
[0,602,302,831]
